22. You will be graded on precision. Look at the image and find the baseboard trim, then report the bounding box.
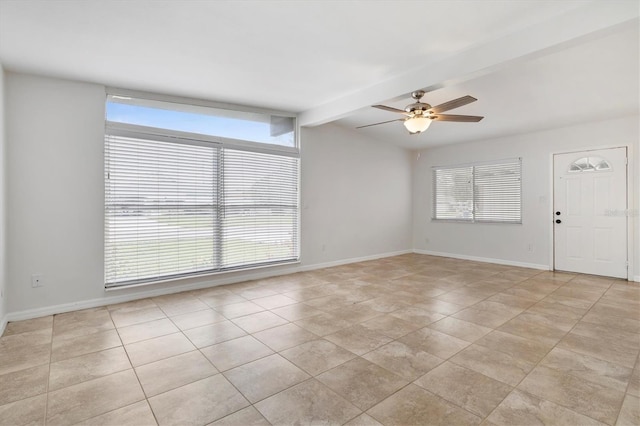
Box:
[5,249,413,323]
[0,314,7,337]
[413,249,550,271]
[634,275,640,283]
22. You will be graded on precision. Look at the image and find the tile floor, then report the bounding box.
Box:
[0,254,639,426]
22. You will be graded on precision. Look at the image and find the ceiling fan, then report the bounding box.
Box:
[357,90,484,134]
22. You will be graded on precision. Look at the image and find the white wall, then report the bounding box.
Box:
[413,116,640,279]
[0,65,7,330]
[5,72,413,317]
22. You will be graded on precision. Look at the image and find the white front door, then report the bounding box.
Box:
[553,147,627,279]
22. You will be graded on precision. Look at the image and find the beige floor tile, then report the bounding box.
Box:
[0,394,46,426]
[153,293,210,316]
[231,311,288,333]
[200,335,273,371]
[450,344,535,386]
[107,298,158,313]
[53,312,114,342]
[295,311,354,336]
[485,293,537,310]
[148,374,249,425]
[0,364,48,406]
[516,311,580,332]
[498,315,567,345]
[452,307,513,328]
[359,314,421,339]
[213,301,265,319]
[136,350,218,397]
[518,365,625,425]
[51,329,121,362]
[75,401,157,426]
[3,316,53,337]
[411,298,465,315]
[367,384,481,425]
[436,290,488,306]
[224,354,309,403]
[270,303,323,321]
[0,340,51,376]
[316,358,408,410]
[526,300,586,320]
[234,287,279,300]
[198,292,247,307]
[329,304,385,324]
[428,317,492,342]
[255,378,361,425]
[325,324,393,356]
[117,318,179,345]
[487,390,605,425]
[280,339,356,376]
[581,311,640,335]
[475,330,554,364]
[110,306,167,328]
[628,358,640,397]
[356,296,411,314]
[415,361,512,417]
[1,328,51,347]
[252,294,298,310]
[169,309,226,330]
[46,369,145,425]
[49,346,131,391]
[363,340,443,380]
[209,406,270,425]
[125,332,195,367]
[388,307,445,327]
[183,320,247,348]
[571,322,640,350]
[543,293,595,310]
[540,347,633,392]
[617,394,640,426]
[343,413,383,426]
[399,327,470,359]
[557,333,638,369]
[253,323,317,352]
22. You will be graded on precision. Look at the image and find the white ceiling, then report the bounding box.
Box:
[0,0,638,148]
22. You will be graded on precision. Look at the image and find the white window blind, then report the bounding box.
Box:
[433,158,521,223]
[105,95,299,288]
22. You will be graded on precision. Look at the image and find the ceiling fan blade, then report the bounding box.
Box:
[372,105,411,116]
[356,118,405,129]
[428,95,477,114]
[432,114,484,122]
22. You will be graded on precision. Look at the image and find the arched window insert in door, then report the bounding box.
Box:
[568,156,612,173]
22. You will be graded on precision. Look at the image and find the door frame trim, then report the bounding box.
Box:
[550,144,634,281]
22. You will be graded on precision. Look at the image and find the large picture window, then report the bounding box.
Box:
[104,93,299,288]
[433,158,522,223]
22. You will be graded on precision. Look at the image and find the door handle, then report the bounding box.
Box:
[555,219,561,224]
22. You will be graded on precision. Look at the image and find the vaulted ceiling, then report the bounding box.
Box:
[1,0,637,148]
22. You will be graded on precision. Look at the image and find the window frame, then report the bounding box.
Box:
[432,158,522,224]
[104,89,301,289]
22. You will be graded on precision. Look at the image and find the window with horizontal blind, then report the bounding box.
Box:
[105,92,299,288]
[433,158,521,223]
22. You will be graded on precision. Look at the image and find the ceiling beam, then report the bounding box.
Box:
[299,1,639,127]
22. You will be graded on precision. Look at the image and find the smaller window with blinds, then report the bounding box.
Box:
[433,158,522,223]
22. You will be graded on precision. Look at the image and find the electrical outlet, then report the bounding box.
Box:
[31,274,44,288]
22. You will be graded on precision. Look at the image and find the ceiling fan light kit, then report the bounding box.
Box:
[358,89,484,135]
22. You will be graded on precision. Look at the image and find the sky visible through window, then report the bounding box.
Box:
[106,102,294,147]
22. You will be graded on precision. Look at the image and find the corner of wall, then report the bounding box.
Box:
[0,64,7,336]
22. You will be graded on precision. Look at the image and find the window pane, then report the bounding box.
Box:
[222,149,299,268]
[474,161,521,223]
[106,96,295,147]
[105,135,218,285]
[434,167,473,220]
